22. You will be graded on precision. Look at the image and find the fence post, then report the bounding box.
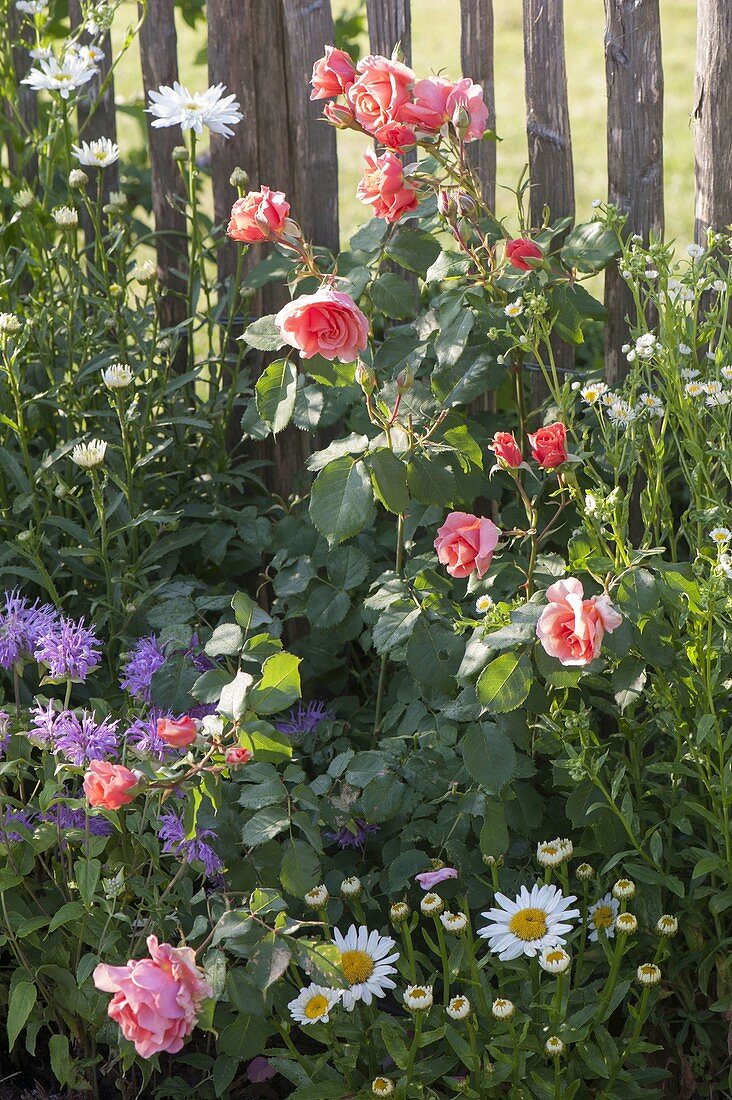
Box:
[68,0,119,211]
[693,0,732,243]
[137,0,188,351]
[603,0,663,385]
[365,0,411,60]
[5,7,38,180]
[460,0,496,212]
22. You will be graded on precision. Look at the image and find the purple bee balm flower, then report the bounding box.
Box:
[125,710,179,761]
[0,589,58,669]
[53,711,118,766]
[29,699,72,747]
[275,700,335,736]
[0,806,36,843]
[0,711,10,758]
[34,615,102,682]
[185,633,215,674]
[120,634,167,702]
[159,810,224,878]
[42,803,113,837]
[326,818,379,851]
[415,867,458,890]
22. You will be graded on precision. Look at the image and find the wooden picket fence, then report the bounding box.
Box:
[7,0,732,391]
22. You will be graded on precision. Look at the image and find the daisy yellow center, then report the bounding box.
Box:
[341,949,374,985]
[304,994,329,1020]
[452,997,466,1010]
[185,100,200,111]
[410,987,427,999]
[545,949,565,965]
[508,907,548,941]
[592,905,614,929]
[543,845,559,856]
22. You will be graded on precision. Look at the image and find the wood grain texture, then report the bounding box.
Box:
[137,0,188,342]
[365,0,412,60]
[6,7,38,179]
[460,0,496,211]
[68,1,119,205]
[603,0,663,384]
[694,0,732,242]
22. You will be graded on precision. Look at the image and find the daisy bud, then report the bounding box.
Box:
[656,914,678,938]
[576,862,594,880]
[102,363,133,390]
[545,1036,565,1056]
[71,439,107,469]
[304,885,329,909]
[340,876,362,899]
[390,901,411,925]
[0,313,22,336]
[229,167,250,189]
[539,946,571,974]
[612,878,636,900]
[440,910,468,935]
[420,892,443,916]
[446,994,471,1020]
[53,205,78,228]
[491,998,514,1020]
[636,963,661,986]
[403,984,433,1012]
[616,912,638,935]
[14,188,34,209]
[68,168,88,189]
[371,1079,394,1097]
[130,260,157,285]
[173,145,189,163]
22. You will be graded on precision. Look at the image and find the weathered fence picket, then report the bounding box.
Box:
[365,0,412,61]
[460,0,496,212]
[69,0,119,207]
[693,0,732,242]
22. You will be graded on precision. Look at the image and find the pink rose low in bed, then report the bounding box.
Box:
[275,285,369,362]
[434,512,500,579]
[93,935,212,1059]
[536,578,622,666]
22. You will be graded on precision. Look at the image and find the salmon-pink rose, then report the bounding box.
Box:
[275,285,369,362]
[446,78,489,141]
[491,431,523,468]
[310,45,356,100]
[323,101,358,129]
[506,238,543,271]
[536,578,622,666]
[347,54,415,134]
[226,188,290,244]
[434,512,500,580]
[356,149,419,224]
[225,746,252,767]
[83,760,139,810]
[93,935,212,1059]
[373,119,416,152]
[398,76,452,132]
[157,715,197,748]
[528,422,568,468]
[415,867,458,890]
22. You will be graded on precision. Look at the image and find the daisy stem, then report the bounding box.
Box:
[276,1022,312,1075]
[317,906,331,940]
[400,922,417,983]
[551,973,564,1032]
[552,1056,562,1100]
[594,931,627,1026]
[432,914,451,1005]
[508,1017,521,1095]
[466,1015,480,1077]
[576,880,589,980]
[404,1010,424,1091]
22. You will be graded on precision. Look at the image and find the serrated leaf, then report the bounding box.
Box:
[255,358,298,433]
[280,840,321,896]
[463,723,516,794]
[306,584,350,629]
[326,545,370,590]
[309,456,375,546]
[241,314,285,351]
[407,454,456,505]
[385,227,441,275]
[241,807,290,848]
[370,272,417,318]
[477,651,532,712]
[8,981,36,1050]
[250,652,302,715]
[366,448,410,514]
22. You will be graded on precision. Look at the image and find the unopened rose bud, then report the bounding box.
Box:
[452,104,471,137]
[437,189,451,218]
[225,745,252,767]
[356,360,377,396]
[323,101,357,129]
[229,167,250,189]
[396,366,413,394]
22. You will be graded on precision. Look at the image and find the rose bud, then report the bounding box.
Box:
[84,761,140,810]
[505,238,544,271]
[490,431,522,468]
[225,746,252,767]
[157,716,198,748]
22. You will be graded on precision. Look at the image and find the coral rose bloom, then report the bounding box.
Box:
[275,285,369,362]
[347,54,415,134]
[536,578,622,666]
[434,512,500,579]
[528,422,568,468]
[491,431,522,468]
[83,760,139,810]
[356,149,419,224]
[157,715,197,748]
[398,75,452,132]
[310,45,356,100]
[506,238,543,271]
[446,78,490,141]
[93,935,212,1059]
[227,187,290,244]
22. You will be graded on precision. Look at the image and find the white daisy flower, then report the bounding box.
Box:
[71,137,119,168]
[146,81,243,137]
[709,527,732,545]
[601,390,618,407]
[71,438,107,469]
[686,243,704,259]
[721,365,732,380]
[684,381,704,397]
[677,343,692,355]
[447,994,471,1020]
[340,876,362,898]
[681,368,700,381]
[539,945,571,974]
[0,313,22,335]
[332,925,399,1011]
[53,205,78,227]
[638,392,664,417]
[504,298,523,318]
[22,53,99,98]
[66,43,105,67]
[287,983,341,1026]
[475,594,493,614]
[607,399,637,428]
[656,914,678,938]
[704,380,723,395]
[584,893,619,942]
[477,882,579,961]
[403,983,433,1012]
[491,997,514,1019]
[102,363,133,390]
[713,279,726,293]
[616,912,638,935]
[16,0,49,13]
[717,554,732,580]
[304,885,329,909]
[440,911,468,935]
[580,382,608,404]
[545,1036,565,1056]
[372,1079,394,1097]
[680,287,695,301]
[421,892,443,916]
[706,390,731,407]
[636,332,657,349]
[637,963,661,986]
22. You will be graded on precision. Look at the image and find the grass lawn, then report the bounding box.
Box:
[111,0,697,249]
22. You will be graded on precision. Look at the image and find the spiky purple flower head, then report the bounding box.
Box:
[275,700,335,737]
[0,711,10,758]
[326,818,379,851]
[42,802,114,837]
[0,589,59,669]
[120,634,167,702]
[0,806,36,843]
[53,711,118,766]
[125,709,179,761]
[34,616,102,682]
[159,810,224,878]
[28,699,69,747]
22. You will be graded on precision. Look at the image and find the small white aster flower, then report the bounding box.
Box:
[332,925,399,1011]
[447,994,471,1020]
[536,839,565,868]
[504,297,523,318]
[645,268,658,279]
[681,368,700,381]
[601,391,617,407]
[616,912,638,935]
[709,527,732,545]
[421,892,443,916]
[539,946,571,974]
[340,876,362,898]
[576,862,594,880]
[678,343,692,355]
[584,893,619,942]
[612,878,636,900]
[404,983,433,1012]
[478,882,579,961]
[372,1078,395,1097]
[706,390,731,407]
[684,381,704,397]
[720,365,732,380]
[704,380,723,395]
[717,553,732,580]
[626,348,637,362]
[680,287,695,301]
[72,137,119,168]
[656,914,678,938]
[584,492,598,515]
[66,43,105,67]
[29,46,53,60]
[146,81,243,137]
[130,259,157,284]
[491,997,514,1020]
[16,0,49,13]
[107,190,127,210]
[607,399,636,428]
[686,243,704,259]
[440,911,468,935]
[475,594,493,614]
[637,963,662,986]
[14,188,35,208]
[580,382,608,404]
[592,199,602,208]
[304,885,329,909]
[71,438,107,469]
[713,279,726,293]
[22,53,99,98]
[102,363,133,389]
[0,313,22,335]
[638,392,664,416]
[53,205,78,227]
[287,983,340,1026]
[545,1036,565,1056]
